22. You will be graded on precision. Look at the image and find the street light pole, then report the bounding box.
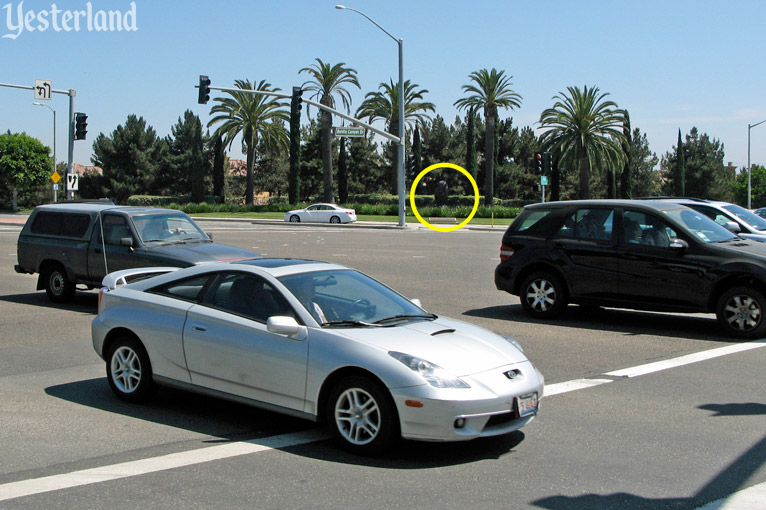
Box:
[336,4,406,227]
[748,119,766,209]
[33,102,57,202]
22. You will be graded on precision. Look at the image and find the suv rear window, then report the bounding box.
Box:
[30,212,91,238]
[510,209,553,232]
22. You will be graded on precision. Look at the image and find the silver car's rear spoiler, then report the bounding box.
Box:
[101,267,180,290]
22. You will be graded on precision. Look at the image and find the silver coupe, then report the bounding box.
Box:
[92,259,544,455]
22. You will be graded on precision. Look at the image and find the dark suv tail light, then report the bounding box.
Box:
[500,243,515,262]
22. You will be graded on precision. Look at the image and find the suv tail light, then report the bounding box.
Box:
[500,243,515,262]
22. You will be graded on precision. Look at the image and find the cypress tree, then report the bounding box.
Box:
[676,129,685,196]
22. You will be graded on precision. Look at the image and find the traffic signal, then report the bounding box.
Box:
[534,153,543,173]
[290,86,303,121]
[542,151,552,173]
[74,113,88,140]
[198,75,211,104]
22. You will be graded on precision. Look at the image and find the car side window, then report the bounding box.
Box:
[150,274,213,302]
[209,273,296,323]
[556,208,614,241]
[690,205,730,226]
[622,211,677,248]
[100,215,134,246]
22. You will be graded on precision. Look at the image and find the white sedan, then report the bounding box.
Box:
[284,203,357,224]
[92,259,543,455]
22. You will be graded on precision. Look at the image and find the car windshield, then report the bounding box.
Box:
[278,269,428,326]
[132,213,209,243]
[666,208,738,243]
[722,204,766,231]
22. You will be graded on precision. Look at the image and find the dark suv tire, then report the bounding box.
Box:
[519,271,568,319]
[716,286,766,338]
[44,263,75,303]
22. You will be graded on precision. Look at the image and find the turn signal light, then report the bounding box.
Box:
[405,400,424,408]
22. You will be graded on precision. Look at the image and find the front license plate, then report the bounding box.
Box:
[517,393,538,417]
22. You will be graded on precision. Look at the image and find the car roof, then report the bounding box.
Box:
[34,203,186,215]
[640,197,734,207]
[523,199,688,213]
[231,258,350,277]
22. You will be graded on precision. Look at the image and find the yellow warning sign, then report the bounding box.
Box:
[51,171,61,183]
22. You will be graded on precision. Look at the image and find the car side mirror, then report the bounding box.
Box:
[267,316,307,340]
[724,221,741,233]
[411,298,422,308]
[669,239,688,251]
[120,237,134,248]
[206,232,213,240]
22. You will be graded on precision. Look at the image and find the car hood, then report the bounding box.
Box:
[147,242,260,263]
[336,316,528,376]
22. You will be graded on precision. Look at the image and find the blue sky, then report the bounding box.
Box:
[2,0,765,176]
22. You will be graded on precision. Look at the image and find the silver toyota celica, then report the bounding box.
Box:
[92,258,544,455]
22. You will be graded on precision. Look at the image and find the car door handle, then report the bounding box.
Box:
[192,324,207,332]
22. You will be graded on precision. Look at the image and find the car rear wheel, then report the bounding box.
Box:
[520,271,568,319]
[716,286,766,338]
[327,376,398,455]
[106,335,156,402]
[44,263,75,303]
[330,215,341,224]
[289,215,300,223]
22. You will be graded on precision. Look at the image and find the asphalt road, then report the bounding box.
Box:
[0,220,764,509]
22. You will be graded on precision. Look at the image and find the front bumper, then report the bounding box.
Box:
[392,360,544,442]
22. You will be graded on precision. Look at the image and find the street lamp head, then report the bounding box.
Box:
[335,4,346,9]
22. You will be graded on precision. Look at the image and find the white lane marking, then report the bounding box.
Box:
[696,480,766,509]
[2,339,764,502]
[0,429,329,503]
[605,340,766,378]
[544,378,613,397]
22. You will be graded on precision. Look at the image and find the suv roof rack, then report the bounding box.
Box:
[639,196,711,203]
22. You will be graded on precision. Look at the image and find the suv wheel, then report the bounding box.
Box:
[44,263,75,303]
[520,271,567,319]
[716,286,766,338]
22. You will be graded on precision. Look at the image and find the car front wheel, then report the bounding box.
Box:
[106,336,156,402]
[44,263,75,303]
[519,271,568,319]
[327,376,398,455]
[716,286,766,338]
[289,215,300,223]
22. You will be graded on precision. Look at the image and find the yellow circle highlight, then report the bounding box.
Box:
[410,163,479,232]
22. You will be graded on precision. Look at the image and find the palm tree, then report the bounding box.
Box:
[207,79,288,205]
[300,59,360,203]
[455,68,522,206]
[539,85,627,200]
[356,79,435,194]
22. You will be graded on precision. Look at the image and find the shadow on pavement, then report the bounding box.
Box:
[45,377,525,467]
[463,303,735,343]
[0,290,98,314]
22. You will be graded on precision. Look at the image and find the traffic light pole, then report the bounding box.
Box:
[66,90,75,199]
[198,84,401,143]
[0,82,77,199]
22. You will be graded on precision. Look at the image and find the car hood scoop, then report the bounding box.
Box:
[343,318,527,376]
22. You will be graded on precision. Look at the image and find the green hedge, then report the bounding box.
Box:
[126,194,527,218]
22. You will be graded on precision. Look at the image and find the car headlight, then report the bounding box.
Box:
[503,335,524,353]
[389,351,470,388]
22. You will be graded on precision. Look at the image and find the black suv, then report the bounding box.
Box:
[495,199,766,338]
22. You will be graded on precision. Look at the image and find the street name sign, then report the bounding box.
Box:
[334,126,365,137]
